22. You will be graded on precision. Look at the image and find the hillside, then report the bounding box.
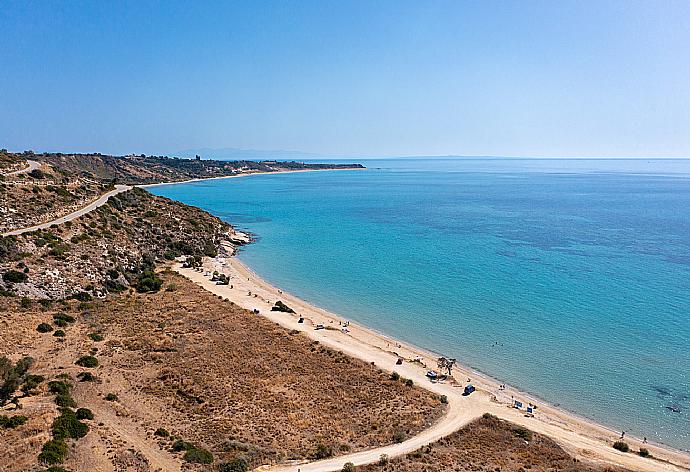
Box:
[25,151,364,185]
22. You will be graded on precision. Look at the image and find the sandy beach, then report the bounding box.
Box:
[173,244,690,472]
[141,167,364,189]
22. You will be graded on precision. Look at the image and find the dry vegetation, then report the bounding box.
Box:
[0,187,229,299]
[0,271,445,471]
[0,157,107,233]
[359,413,628,472]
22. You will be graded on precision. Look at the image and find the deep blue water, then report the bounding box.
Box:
[150,158,690,450]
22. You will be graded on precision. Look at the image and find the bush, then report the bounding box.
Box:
[639,447,650,457]
[219,458,248,472]
[378,454,389,466]
[53,330,66,338]
[54,319,67,327]
[39,467,70,472]
[342,462,355,472]
[76,408,94,420]
[0,414,28,428]
[105,393,118,401]
[389,372,400,381]
[88,333,104,342]
[77,372,96,382]
[38,439,68,464]
[314,443,333,459]
[392,430,406,443]
[52,408,89,440]
[54,313,75,323]
[183,447,214,464]
[171,439,193,452]
[3,270,28,283]
[404,378,414,387]
[154,427,169,437]
[75,356,98,368]
[22,374,44,393]
[70,291,92,302]
[55,392,76,408]
[20,297,31,308]
[439,395,448,404]
[37,323,54,333]
[513,427,533,441]
[613,441,629,452]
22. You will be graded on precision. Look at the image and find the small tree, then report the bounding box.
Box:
[342,462,355,472]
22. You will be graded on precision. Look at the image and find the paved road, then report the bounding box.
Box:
[3,159,40,176]
[2,184,132,236]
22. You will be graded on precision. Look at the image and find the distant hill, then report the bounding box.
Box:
[17,151,363,185]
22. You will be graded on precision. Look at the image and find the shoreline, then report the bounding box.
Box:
[140,166,365,188]
[173,246,690,472]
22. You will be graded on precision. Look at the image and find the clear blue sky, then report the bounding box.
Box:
[1,0,689,157]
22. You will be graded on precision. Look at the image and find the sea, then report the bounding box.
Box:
[149,158,690,451]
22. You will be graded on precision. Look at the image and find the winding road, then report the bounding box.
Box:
[3,159,41,176]
[2,184,131,236]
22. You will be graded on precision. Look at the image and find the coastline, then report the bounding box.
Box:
[173,246,690,472]
[140,166,365,189]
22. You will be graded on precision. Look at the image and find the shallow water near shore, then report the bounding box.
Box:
[150,158,690,451]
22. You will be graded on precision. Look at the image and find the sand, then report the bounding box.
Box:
[173,251,690,472]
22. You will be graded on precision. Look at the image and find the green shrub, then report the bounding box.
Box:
[54,319,67,327]
[38,439,68,464]
[389,372,400,381]
[105,393,118,401]
[219,458,248,472]
[513,427,533,441]
[183,446,214,464]
[55,392,76,408]
[39,467,70,472]
[172,439,194,452]
[88,333,104,342]
[48,381,70,395]
[404,378,414,387]
[75,408,94,420]
[3,270,28,283]
[52,408,89,440]
[37,323,54,333]
[53,330,66,338]
[70,291,92,302]
[75,356,98,368]
[314,443,333,459]
[54,313,75,323]
[0,414,28,428]
[22,374,44,393]
[154,427,169,437]
[76,372,96,382]
[342,462,355,472]
[393,430,406,443]
[439,395,448,404]
[639,447,650,457]
[20,297,32,308]
[613,441,629,452]
[378,454,389,465]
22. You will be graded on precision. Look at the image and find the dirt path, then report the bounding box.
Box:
[2,184,131,236]
[176,257,690,472]
[3,159,40,176]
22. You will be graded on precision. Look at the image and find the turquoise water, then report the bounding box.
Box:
[150,158,690,450]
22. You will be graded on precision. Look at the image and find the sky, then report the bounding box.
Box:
[1,0,690,158]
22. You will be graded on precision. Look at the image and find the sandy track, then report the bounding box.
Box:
[3,159,40,176]
[2,184,131,236]
[176,256,690,472]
